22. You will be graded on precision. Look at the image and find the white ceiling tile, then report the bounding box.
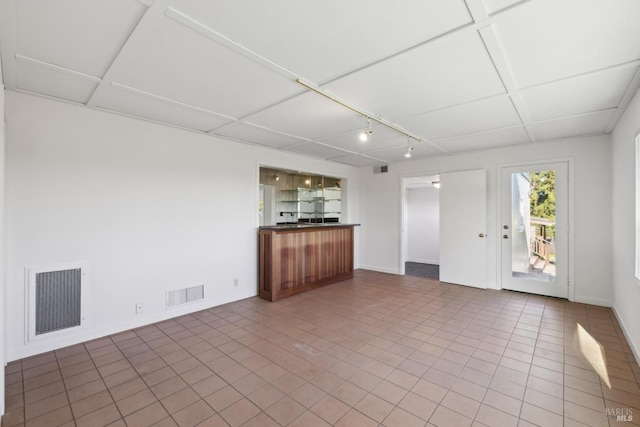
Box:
[325,29,506,119]
[433,126,531,153]
[16,61,98,103]
[492,0,640,88]
[319,124,413,154]
[532,110,615,141]
[368,142,443,162]
[5,0,636,164]
[484,0,523,15]
[16,0,146,77]
[331,155,385,167]
[170,0,472,83]
[214,122,308,149]
[246,92,364,140]
[282,143,352,159]
[521,64,638,122]
[110,16,301,118]
[396,95,521,140]
[96,84,231,132]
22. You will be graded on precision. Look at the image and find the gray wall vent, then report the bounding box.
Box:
[167,285,204,307]
[27,263,88,342]
[35,269,82,335]
[373,165,389,174]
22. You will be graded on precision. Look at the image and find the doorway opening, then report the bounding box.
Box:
[403,175,440,280]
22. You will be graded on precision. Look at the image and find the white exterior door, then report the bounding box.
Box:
[500,162,569,298]
[439,169,487,288]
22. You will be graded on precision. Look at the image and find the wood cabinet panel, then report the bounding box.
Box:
[258,225,356,301]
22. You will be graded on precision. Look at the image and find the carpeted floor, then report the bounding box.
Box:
[405,262,439,280]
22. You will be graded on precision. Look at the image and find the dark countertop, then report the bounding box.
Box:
[259,223,360,231]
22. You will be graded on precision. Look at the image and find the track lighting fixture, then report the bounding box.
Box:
[404,139,413,158]
[295,79,424,158]
[273,174,280,181]
[432,180,441,189]
[359,118,372,142]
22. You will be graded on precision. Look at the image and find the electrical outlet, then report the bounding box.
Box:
[233,278,238,287]
[135,303,143,314]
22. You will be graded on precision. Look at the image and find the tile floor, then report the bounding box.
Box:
[3,270,640,427]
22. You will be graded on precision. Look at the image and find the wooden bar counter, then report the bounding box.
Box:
[258,224,359,301]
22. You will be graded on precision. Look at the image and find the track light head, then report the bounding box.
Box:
[359,130,371,142]
[359,117,372,142]
[404,138,413,158]
[404,147,413,158]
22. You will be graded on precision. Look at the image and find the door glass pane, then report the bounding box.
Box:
[511,170,556,282]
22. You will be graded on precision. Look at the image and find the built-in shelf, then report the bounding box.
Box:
[277,186,341,223]
[260,167,342,226]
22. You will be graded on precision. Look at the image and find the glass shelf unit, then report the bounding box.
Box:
[259,167,342,225]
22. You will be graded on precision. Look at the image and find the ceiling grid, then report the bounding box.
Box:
[0,0,638,166]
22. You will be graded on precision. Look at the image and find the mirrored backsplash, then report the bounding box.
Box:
[259,167,342,226]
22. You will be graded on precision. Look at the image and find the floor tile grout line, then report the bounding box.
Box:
[453,291,536,423]
[8,271,640,427]
[134,309,288,426]
[78,337,124,425]
[137,321,228,426]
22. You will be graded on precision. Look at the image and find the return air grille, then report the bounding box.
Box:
[167,285,204,307]
[27,262,87,342]
[373,165,389,174]
[35,269,82,335]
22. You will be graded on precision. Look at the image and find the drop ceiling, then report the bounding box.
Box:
[1,0,638,166]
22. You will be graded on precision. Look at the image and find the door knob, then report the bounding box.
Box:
[503,225,509,229]
[479,233,485,238]
[503,234,509,239]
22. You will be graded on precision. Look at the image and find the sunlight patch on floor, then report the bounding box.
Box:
[577,323,611,388]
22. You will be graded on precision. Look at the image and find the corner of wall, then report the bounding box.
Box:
[1,80,6,416]
[611,303,640,366]
[610,86,640,368]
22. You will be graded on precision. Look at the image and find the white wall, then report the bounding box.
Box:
[359,135,612,306]
[611,88,640,362]
[406,187,439,264]
[0,64,6,415]
[5,91,360,361]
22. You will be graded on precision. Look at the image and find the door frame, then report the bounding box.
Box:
[497,158,575,301]
[398,171,441,276]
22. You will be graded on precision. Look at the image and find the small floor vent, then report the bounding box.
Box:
[27,263,87,342]
[167,285,204,307]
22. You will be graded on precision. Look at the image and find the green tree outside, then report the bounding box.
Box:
[529,170,556,239]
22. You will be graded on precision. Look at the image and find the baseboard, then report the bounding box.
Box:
[611,304,640,366]
[357,265,400,275]
[406,258,440,265]
[6,290,258,362]
[573,295,611,307]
